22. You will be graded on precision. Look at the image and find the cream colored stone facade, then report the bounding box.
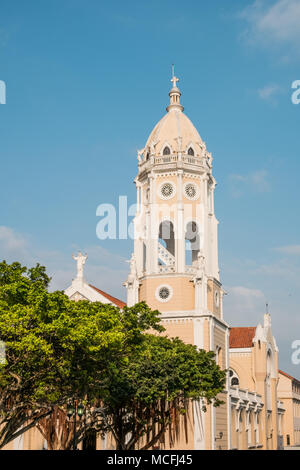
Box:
[124,76,292,451]
[229,316,284,450]
[278,370,300,448]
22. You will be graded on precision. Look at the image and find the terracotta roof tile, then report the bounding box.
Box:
[89,284,126,308]
[279,369,300,384]
[229,327,257,348]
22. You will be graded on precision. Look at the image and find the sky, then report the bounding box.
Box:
[0,0,299,376]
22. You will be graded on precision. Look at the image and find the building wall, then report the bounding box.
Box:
[139,276,195,312]
[229,331,280,451]
[229,352,254,391]
[161,318,194,344]
[278,372,300,447]
[3,425,45,450]
[215,393,228,450]
[207,279,221,320]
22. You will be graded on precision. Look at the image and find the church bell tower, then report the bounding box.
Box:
[125,74,230,450]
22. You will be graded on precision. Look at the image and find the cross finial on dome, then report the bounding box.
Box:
[171,64,179,88]
[171,75,179,88]
[167,65,184,112]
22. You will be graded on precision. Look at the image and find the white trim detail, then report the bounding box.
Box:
[229,348,252,353]
[185,141,197,157]
[160,141,174,156]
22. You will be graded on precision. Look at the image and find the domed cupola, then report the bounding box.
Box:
[142,73,206,159]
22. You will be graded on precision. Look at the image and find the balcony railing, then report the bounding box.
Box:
[185,266,197,274]
[158,265,176,274]
[139,154,206,170]
[230,386,263,406]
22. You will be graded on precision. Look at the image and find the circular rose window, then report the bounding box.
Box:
[159,287,170,300]
[184,182,198,200]
[155,284,173,303]
[159,182,176,200]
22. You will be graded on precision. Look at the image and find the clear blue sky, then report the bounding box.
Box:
[0,0,299,375]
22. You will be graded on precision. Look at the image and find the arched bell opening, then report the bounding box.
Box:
[185,221,200,266]
[158,221,175,268]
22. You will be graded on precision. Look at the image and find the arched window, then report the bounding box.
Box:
[163,146,171,155]
[188,147,194,156]
[229,368,240,387]
[146,151,150,161]
[158,221,175,266]
[216,346,223,368]
[143,242,146,272]
[185,221,200,266]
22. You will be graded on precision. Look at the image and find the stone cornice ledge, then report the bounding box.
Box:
[160,311,230,329]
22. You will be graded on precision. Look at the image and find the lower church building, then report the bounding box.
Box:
[3,75,299,450]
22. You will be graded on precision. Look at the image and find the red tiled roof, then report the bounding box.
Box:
[229,327,257,348]
[89,284,126,308]
[279,369,300,384]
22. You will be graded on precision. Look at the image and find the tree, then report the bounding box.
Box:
[0,261,226,450]
[95,333,226,450]
[0,261,57,448]
[0,262,163,449]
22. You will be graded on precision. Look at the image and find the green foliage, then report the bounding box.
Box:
[0,261,164,448]
[0,260,226,450]
[97,334,226,449]
[121,335,225,404]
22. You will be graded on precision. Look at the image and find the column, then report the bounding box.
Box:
[177,170,185,273]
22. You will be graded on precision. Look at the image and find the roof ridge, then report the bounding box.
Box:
[279,369,300,383]
[89,284,126,308]
[230,326,256,329]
